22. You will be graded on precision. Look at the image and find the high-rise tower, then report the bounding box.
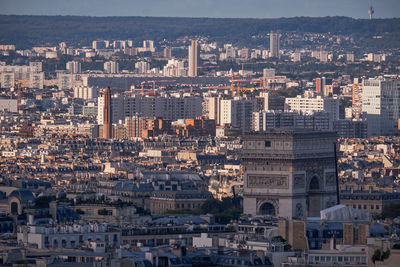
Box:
[269,32,280,59]
[368,6,374,20]
[103,86,112,139]
[188,40,199,77]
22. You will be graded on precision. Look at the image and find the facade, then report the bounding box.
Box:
[220,98,254,133]
[255,92,285,111]
[98,94,202,125]
[163,59,186,77]
[17,224,120,250]
[203,95,222,124]
[149,190,213,214]
[0,65,44,89]
[340,190,400,216]
[285,95,340,123]
[135,61,150,74]
[102,87,112,139]
[241,129,338,218]
[188,40,199,77]
[269,32,280,59]
[362,78,400,136]
[252,110,331,132]
[73,86,99,99]
[92,40,108,50]
[103,61,119,74]
[352,78,363,118]
[124,116,172,139]
[0,99,18,112]
[66,61,81,74]
[333,119,368,138]
[0,72,15,88]
[163,47,172,59]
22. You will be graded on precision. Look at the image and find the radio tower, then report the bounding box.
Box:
[368,5,374,19]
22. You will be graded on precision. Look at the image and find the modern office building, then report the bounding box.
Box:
[241,129,338,218]
[362,78,400,136]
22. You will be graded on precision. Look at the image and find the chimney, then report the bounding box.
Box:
[330,236,336,250]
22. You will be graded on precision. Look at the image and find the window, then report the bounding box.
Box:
[338,256,343,262]
[371,205,374,209]
[320,256,325,262]
[265,141,271,147]
[363,205,367,209]
[376,205,380,209]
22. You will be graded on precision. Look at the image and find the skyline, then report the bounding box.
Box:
[1,0,400,19]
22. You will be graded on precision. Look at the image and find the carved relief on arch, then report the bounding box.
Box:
[295,203,304,218]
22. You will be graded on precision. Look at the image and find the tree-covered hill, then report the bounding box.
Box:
[1,15,399,49]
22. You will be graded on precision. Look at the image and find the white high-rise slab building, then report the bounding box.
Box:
[362,78,400,136]
[269,32,280,59]
[66,61,81,74]
[97,94,203,125]
[135,61,150,74]
[188,40,199,77]
[285,95,340,123]
[73,86,100,100]
[219,97,254,133]
[104,61,119,74]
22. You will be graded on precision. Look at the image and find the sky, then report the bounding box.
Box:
[0,0,399,19]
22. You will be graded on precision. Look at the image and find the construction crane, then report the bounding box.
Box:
[14,80,29,112]
[17,81,22,112]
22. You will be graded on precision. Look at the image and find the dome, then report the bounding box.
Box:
[9,189,35,203]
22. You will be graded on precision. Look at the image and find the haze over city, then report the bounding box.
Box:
[1,0,400,18]
[0,0,400,267]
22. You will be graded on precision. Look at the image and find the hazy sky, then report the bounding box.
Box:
[1,0,399,19]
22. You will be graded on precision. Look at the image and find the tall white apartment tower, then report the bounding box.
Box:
[362,78,400,136]
[66,61,81,74]
[269,32,280,59]
[188,40,199,77]
[104,61,119,74]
